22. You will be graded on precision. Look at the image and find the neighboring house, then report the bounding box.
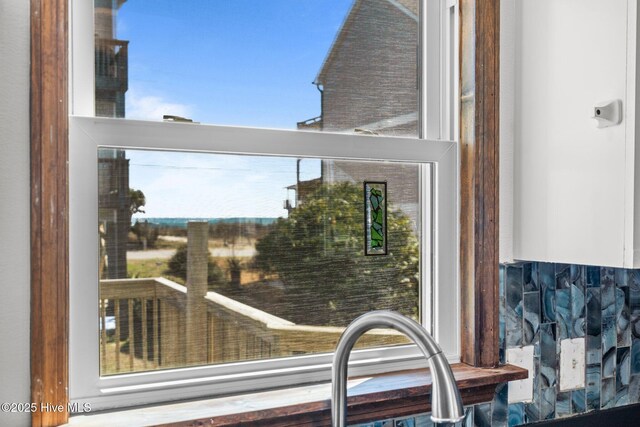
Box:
[95,0,131,279]
[97,150,130,279]
[310,0,418,135]
[299,0,420,230]
[95,0,128,118]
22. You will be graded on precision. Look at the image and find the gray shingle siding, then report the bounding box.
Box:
[316,0,420,229]
[319,0,418,136]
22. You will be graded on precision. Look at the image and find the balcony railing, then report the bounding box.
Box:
[99,221,407,375]
[297,115,323,130]
[95,38,129,93]
[99,276,407,375]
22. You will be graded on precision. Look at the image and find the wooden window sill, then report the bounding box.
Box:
[65,363,527,427]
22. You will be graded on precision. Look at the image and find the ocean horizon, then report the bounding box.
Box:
[131,217,279,228]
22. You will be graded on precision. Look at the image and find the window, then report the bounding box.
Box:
[69,0,458,411]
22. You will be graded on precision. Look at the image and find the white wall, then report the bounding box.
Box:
[500,0,515,263]
[0,0,32,425]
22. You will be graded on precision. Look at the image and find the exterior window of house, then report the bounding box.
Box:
[69,0,458,410]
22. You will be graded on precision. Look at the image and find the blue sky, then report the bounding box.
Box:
[115,1,353,219]
[117,0,352,127]
[125,149,321,219]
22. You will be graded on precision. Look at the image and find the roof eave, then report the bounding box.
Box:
[314,0,364,85]
[313,0,418,85]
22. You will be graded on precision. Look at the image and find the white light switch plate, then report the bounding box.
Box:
[560,338,585,391]
[506,346,534,403]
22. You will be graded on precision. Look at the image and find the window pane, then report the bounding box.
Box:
[98,147,424,375]
[94,0,419,136]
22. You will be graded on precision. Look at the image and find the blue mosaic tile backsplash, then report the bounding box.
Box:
[353,262,640,426]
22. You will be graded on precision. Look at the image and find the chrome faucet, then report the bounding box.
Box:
[331,310,464,426]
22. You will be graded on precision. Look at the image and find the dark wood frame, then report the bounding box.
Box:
[30,0,70,425]
[29,0,500,424]
[459,0,501,368]
[154,364,525,426]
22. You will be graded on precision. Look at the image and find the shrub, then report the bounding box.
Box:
[166,244,226,290]
[254,182,419,326]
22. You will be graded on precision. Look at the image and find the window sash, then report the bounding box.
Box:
[69,0,460,411]
[69,117,459,409]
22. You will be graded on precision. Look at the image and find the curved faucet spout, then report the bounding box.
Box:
[331,310,464,427]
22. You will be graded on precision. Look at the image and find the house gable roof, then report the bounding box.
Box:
[393,0,419,17]
[314,0,418,85]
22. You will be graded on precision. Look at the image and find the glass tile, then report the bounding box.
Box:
[540,264,556,323]
[586,288,602,365]
[631,340,640,376]
[555,264,571,290]
[491,383,508,426]
[555,391,571,418]
[571,283,586,338]
[586,266,601,288]
[540,387,556,420]
[601,377,616,409]
[556,289,571,341]
[540,323,557,388]
[523,263,537,292]
[586,364,601,411]
[507,403,525,427]
[473,403,492,427]
[523,292,541,345]
[602,316,617,379]
[571,389,586,414]
[506,266,524,347]
[616,287,631,347]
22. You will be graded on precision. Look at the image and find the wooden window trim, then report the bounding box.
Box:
[179,364,524,426]
[64,364,526,426]
[459,0,501,368]
[30,0,69,426]
[29,0,500,425]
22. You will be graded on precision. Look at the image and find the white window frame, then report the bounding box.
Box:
[69,0,459,411]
